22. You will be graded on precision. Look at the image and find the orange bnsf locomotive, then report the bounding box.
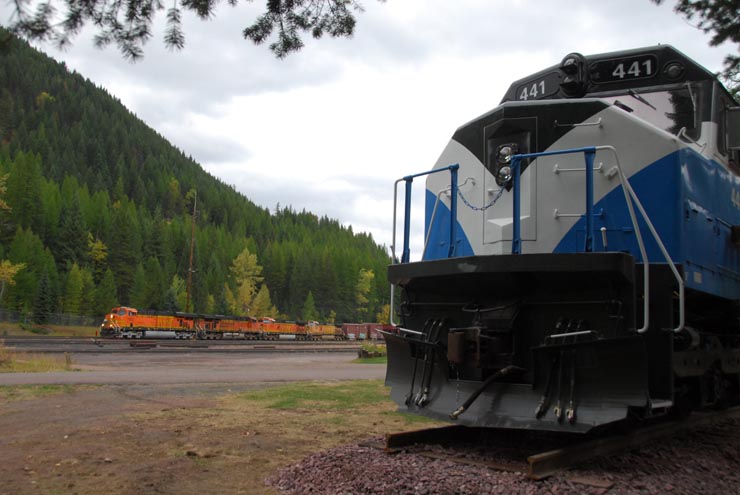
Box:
[99,306,351,341]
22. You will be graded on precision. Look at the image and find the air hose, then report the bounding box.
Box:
[449,365,525,420]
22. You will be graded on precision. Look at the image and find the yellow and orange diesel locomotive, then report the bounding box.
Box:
[100,307,352,340]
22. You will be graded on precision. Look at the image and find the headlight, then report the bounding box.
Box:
[496,143,518,164]
[497,166,512,184]
[495,143,518,185]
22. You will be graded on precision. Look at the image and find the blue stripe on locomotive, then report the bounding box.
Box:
[423,150,740,301]
[554,149,740,301]
[423,189,474,260]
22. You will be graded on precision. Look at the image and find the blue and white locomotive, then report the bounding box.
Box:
[385,46,740,432]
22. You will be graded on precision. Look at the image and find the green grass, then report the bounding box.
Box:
[360,342,387,354]
[237,380,388,411]
[353,356,387,364]
[0,384,91,402]
[235,379,443,426]
[0,345,75,372]
[0,322,99,337]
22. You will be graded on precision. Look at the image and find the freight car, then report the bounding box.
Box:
[384,45,740,433]
[307,321,347,341]
[100,307,357,341]
[343,323,385,341]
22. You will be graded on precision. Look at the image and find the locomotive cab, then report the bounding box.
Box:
[385,46,740,432]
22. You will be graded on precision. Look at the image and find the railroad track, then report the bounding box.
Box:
[365,406,740,481]
[1,336,365,353]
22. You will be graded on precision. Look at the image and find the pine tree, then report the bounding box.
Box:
[6,151,43,229]
[251,284,277,318]
[55,193,88,267]
[93,269,118,316]
[168,274,186,312]
[80,266,95,316]
[33,271,53,324]
[107,200,140,303]
[130,262,147,309]
[302,290,318,322]
[63,262,83,314]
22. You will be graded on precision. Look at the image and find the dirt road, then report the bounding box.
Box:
[0,351,392,495]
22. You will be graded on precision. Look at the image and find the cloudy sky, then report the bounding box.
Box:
[1,0,735,255]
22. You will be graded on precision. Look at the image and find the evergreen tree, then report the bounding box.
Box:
[80,267,95,316]
[355,268,375,322]
[33,271,53,324]
[302,290,318,322]
[6,151,43,230]
[168,274,186,312]
[63,262,83,314]
[93,269,118,316]
[87,233,108,284]
[143,257,166,310]
[6,227,46,311]
[12,0,368,61]
[55,192,88,267]
[251,284,277,318]
[0,32,392,319]
[130,262,147,309]
[107,200,140,303]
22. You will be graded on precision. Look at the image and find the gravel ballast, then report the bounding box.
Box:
[267,417,740,494]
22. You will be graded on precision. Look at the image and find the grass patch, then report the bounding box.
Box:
[361,342,386,354]
[0,322,98,337]
[238,380,387,411]
[234,380,442,426]
[0,345,76,372]
[122,380,446,495]
[0,384,94,402]
[353,356,387,364]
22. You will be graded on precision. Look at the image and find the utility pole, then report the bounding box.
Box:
[186,191,197,313]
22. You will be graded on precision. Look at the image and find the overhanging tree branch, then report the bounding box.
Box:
[7,0,377,60]
[652,0,740,84]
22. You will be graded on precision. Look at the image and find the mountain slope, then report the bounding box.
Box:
[0,30,390,323]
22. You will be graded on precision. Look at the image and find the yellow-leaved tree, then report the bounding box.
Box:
[0,174,25,305]
[229,247,264,316]
[0,259,25,304]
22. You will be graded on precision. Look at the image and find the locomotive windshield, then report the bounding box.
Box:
[596,81,709,140]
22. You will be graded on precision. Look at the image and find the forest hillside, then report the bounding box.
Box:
[0,29,391,324]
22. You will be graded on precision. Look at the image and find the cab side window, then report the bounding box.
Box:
[727,105,740,173]
[718,91,740,173]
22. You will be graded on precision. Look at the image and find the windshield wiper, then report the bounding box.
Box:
[628,89,657,110]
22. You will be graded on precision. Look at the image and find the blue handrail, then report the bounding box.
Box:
[390,145,685,334]
[395,164,459,263]
[510,147,597,254]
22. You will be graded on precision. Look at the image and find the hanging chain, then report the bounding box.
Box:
[456,178,510,212]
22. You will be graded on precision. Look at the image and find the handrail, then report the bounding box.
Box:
[392,164,460,264]
[390,164,459,326]
[510,147,598,254]
[423,178,476,259]
[509,146,684,333]
[389,147,685,334]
